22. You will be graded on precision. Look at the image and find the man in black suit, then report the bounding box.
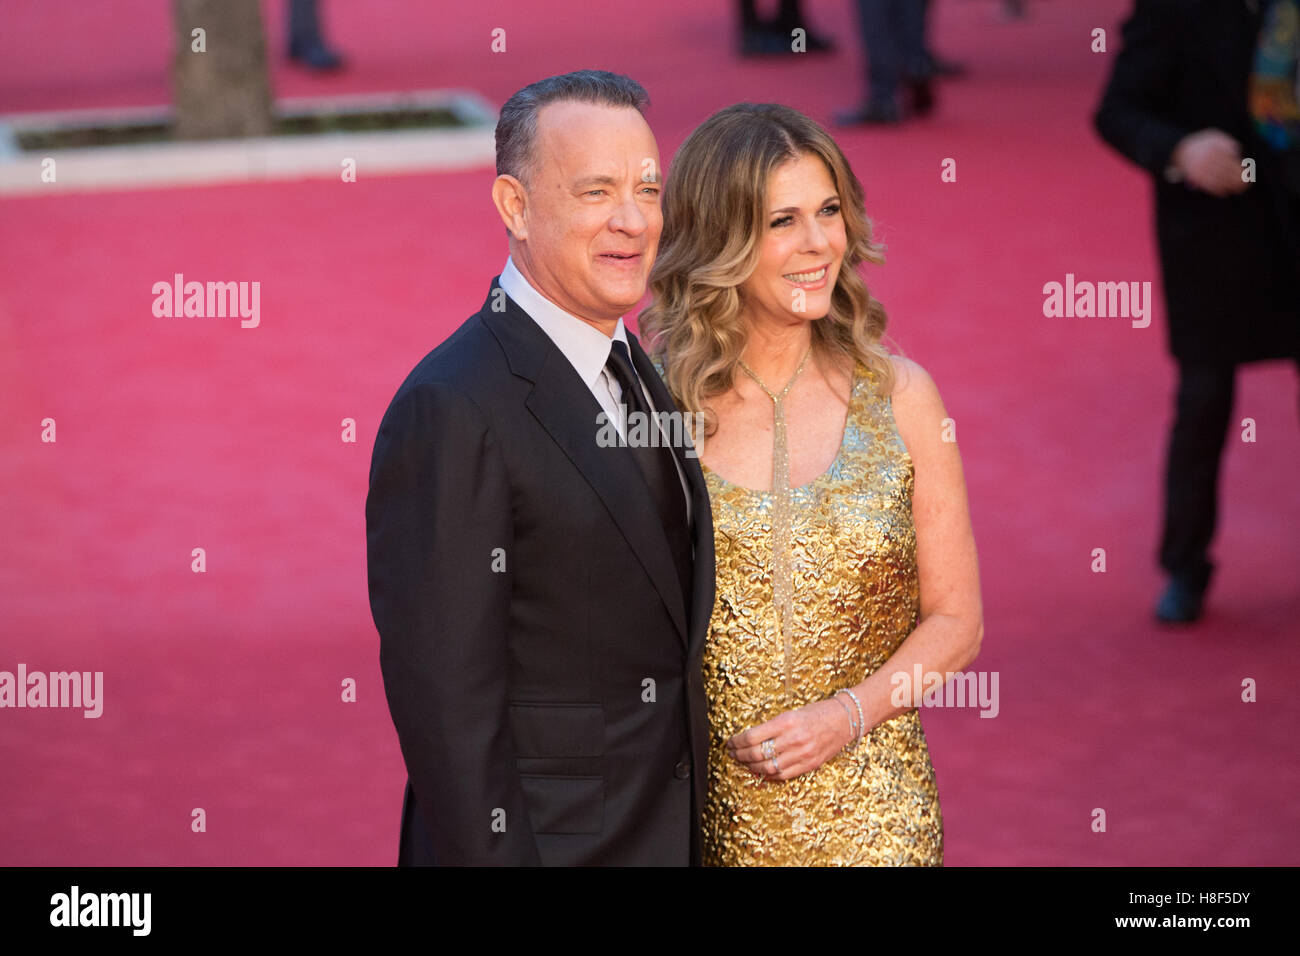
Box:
[1094,0,1300,622]
[365,71,715,865]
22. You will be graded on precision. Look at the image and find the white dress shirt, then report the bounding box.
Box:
[498,256,692,522]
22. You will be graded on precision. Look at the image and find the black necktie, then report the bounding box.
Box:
[605,340,694,617]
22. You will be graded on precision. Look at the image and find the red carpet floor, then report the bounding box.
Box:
[1,0,1298,865]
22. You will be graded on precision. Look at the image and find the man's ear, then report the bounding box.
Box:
[492,174,528,241]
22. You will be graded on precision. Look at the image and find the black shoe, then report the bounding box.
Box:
[289,39,345,71]
[741,24,834,56]
[833,100,902,126]
[903,76,935,116]
[925,53,968,78]
[802,30,835,53]
[1155,577,1205,624]
[740,27,795,56]
[998,0,1028,21]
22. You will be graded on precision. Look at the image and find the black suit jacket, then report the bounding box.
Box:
[365,277,715,865]
[1093,0,1300,364]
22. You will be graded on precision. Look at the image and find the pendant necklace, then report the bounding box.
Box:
[737,343,812,699]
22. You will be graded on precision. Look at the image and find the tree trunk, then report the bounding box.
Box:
[172,0,273,140]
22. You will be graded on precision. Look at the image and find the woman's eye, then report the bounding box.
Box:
[770,215,793,228]
[821,204,841,216]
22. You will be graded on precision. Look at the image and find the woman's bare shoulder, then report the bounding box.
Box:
[887,354,940,399]
[884,354,949,449]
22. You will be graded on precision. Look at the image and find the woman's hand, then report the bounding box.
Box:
[727,698,855,781]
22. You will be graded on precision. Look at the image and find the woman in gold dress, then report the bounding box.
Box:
[641,104,983,865]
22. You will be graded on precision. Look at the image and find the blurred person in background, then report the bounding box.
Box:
[836,0,934,124]
[1094,0,1300,623]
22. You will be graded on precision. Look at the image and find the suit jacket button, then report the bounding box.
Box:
[674,761,691,779]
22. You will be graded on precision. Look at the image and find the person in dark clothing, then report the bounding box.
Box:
[1094,0,1300,623]
[737,0,835,55]
[835,0,933,125]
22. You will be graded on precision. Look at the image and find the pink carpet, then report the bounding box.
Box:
[1,0,1297,865]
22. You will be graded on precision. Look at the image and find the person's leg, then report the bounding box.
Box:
[900,0,929,75]
[287,0,344,70]
[918,0,933,63]
[1156,361,1236,621]
[899,0,934,114]
[835,0,903,122]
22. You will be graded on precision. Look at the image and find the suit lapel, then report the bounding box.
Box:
[626,333,707,510]
[479,278,690,646]
[626,331,716,659]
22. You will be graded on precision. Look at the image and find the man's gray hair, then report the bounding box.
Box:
[496,70,649,185]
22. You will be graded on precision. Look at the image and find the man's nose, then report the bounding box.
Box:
[609,193,650,234]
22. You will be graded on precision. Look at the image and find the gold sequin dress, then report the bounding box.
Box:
[700,361,943,866]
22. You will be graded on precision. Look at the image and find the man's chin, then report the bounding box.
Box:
[592,283,649,316]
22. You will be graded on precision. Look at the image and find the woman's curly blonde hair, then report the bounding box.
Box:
[639,102,896,438]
